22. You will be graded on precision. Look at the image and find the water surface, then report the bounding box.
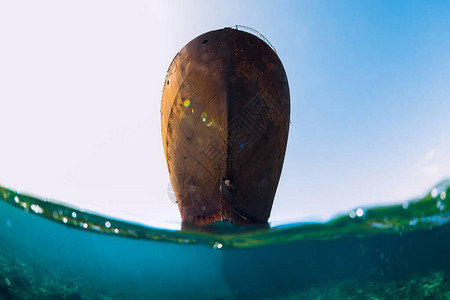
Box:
[1,181,450,299]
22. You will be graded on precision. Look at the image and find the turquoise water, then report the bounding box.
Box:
[1,181,450,299]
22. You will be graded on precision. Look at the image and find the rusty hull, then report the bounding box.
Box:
[161,28,290,225]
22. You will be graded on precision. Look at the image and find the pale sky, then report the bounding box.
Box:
[1,1,450,228]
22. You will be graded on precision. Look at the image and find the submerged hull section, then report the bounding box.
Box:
[161,28,290,224]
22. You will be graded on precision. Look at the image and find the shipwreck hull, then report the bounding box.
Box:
[161,27,290,224]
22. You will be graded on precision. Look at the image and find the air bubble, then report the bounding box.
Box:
[356,208,364,217]
[31,204,43,214]
[437,201,445,211]
[431,188,438,198]
[213,242,223,249]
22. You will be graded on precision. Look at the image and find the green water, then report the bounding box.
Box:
[1,181,450,299]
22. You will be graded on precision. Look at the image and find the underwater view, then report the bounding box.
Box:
[1,180,450,299]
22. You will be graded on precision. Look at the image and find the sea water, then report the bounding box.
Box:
[1,181,450,299]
